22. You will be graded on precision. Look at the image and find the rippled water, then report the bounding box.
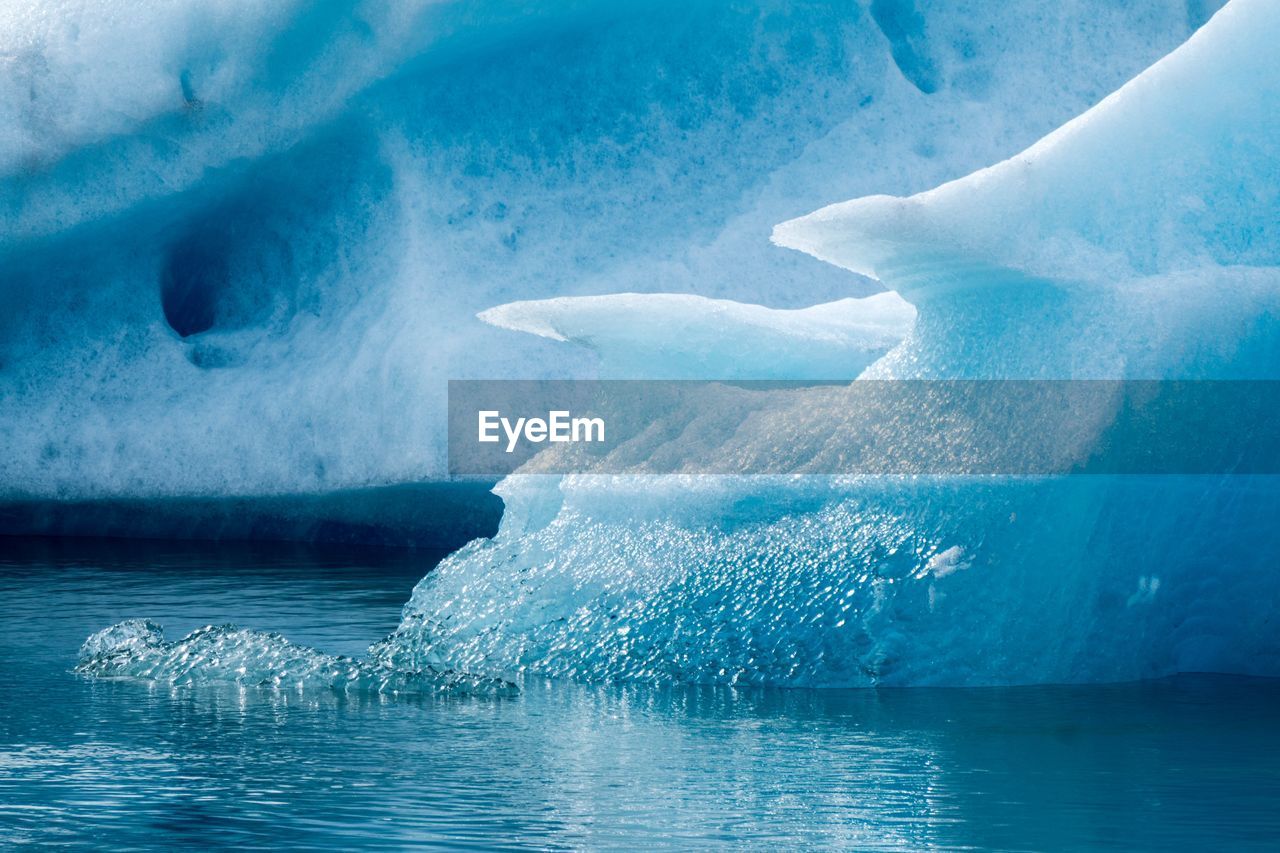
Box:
[2,536,1278,849]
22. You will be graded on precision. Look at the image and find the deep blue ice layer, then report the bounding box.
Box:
[2,539,1279,850]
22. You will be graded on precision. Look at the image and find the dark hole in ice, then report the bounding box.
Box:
[154,125,384,345]
[869,0,940,95]
[160,237,229,337]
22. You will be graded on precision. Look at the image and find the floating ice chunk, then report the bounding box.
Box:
[76,620,515,698]
[478,293,915,379]
[772,0,1280,291]
[78,618,165,660]
[923,545,970,579]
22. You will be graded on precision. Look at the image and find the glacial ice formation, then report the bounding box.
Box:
[1,0,1220,499]
[70,0,1280,690]
[385,474,1280,686]
[378,0,1280,687]
[478,292,914,379]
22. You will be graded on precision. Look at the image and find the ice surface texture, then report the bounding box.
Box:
[76,618,515,697]
[772,0,1280,289]
[394,476,1280,686]
[388,0,1280,687]
[0,0,1219,498]
[63,0,1280,689]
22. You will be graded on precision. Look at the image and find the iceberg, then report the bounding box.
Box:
[384,474,1280,686]
[372,0,1280,688]
[62,0,1280,690]
[0,0,1217,500]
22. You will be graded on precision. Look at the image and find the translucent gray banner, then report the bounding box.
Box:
[447,380,1280,477]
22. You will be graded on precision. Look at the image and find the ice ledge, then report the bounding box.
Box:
[479,292,915,380]
[773,0,1280,291]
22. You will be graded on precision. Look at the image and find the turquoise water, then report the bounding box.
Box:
[2,537,1278,850]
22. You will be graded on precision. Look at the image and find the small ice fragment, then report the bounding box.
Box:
[925,545,971,579]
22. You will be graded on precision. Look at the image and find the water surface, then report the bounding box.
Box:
[2,537,1277,849]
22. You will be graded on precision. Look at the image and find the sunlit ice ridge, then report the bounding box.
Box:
[7,0,1280,690]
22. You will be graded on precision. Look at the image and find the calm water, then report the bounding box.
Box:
[2,537,1278,850]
